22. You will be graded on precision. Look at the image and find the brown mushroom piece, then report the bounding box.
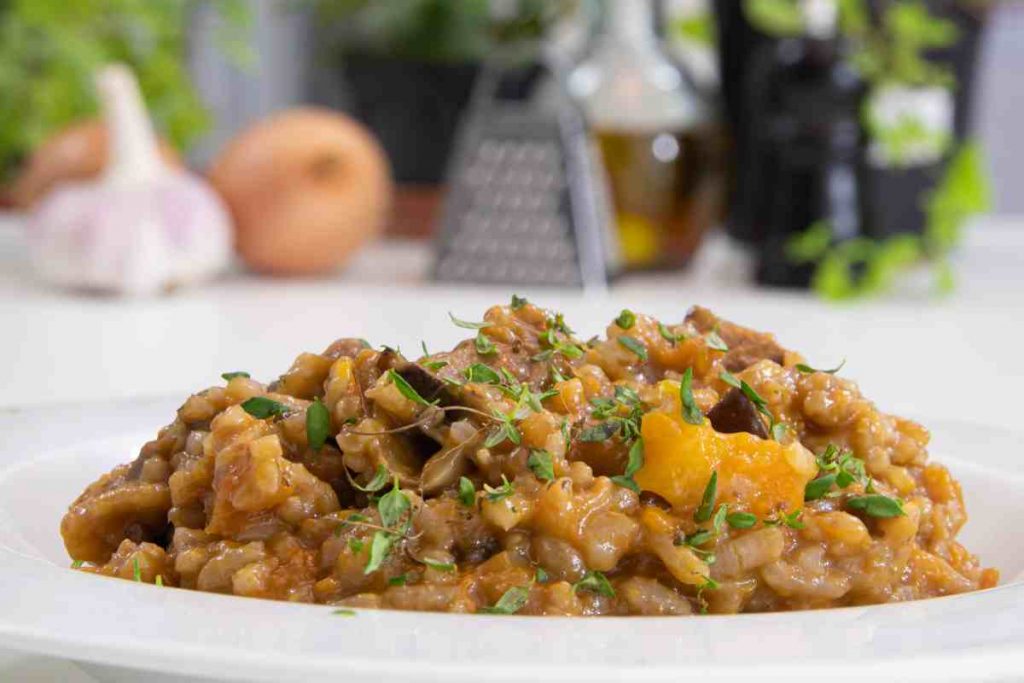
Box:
[707,387,769,439]
[419,446,471,496]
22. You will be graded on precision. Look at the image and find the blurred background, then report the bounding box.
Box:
[0,0,1022,419]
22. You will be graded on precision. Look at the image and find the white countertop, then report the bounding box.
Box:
[1,213,1023,679]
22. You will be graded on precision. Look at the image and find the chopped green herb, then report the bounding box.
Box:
[221,371,250,381]
[658,322,686,345]
[527,449,555,482]
[535,567,550,583]
[846,494,905,518]
[771,422,788,441]
[458,477,476,507]
[795,360,846,375]
[610,438,645,493]
[479,585,530,615]
[422,558,456,572]
[475,331,498,356]
[132,557,141,583]
[387,369,434,407]
[352,465,390,493]
[484,411,522,448]
[388,574,409,586]
[306,398,331,452]
[449,312,490,330]
[726,511,758,529]
[348,537,365,553]
[332,608,357,617]
[766,509,805,529]
[71,560,84,569]
[573,570,616,598]
[465,363,502,385]
[364,531,395,575]
[719,371,784,440]
[695,471,718,522]
[617,335,648,361]
[805,473,838,501]
[680,367,703,425]
[615,309,636,329]
[377,478,411,529]
[510,294,528,310]
[683,528,715,547]
[241,396,289,420]
[483,475,515,502]
[579,420,621,442]
[711,503,729,533]
[155,575,164,587]
[705,330,729,352]
[422,359,449,372]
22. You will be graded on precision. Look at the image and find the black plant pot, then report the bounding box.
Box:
[341,56,481,184]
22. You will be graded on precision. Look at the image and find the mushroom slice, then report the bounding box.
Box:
[707,387,769,439]
[420,446,471,496]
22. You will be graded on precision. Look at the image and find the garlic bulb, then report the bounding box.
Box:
[27,65,232,295]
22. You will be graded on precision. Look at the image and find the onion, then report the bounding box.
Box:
[11,118,181,209]
[208,107,392,276]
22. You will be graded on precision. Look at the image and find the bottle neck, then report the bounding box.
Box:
[602,0,657,45]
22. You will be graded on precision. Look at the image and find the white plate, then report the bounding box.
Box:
[0,399,1022,682]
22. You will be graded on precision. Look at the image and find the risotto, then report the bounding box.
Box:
[61,300,997,615]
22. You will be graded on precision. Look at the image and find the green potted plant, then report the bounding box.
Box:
[314,0,568,184]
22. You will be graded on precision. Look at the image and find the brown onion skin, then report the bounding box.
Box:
[10,118,181,208]
[208,107,393,276]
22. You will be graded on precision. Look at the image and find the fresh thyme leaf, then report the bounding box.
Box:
[615,309,636,329]
[422,359,449,371]
[422,558,456,572]
[475,331,498,356]
[683,529,715,547]
[805,473,837,501]
[352,465,390,493]
[614,385,641,406]
[726,511,757,529]
[448,312,490,330]
[766,509,805,529]
[465,363,502,384]
[535,567,550,583]
[579,420,621,442]
[364,531,395,574]
[610,475,640,493]
[510,294,528,310]
[387,369,434,406]
[680,367,703,425]
[771,422,788,441]
[71,560,84,569]
[458,476,476,507]
[479,585,530,615]
[711,503,729,533]
[623,438,644,478]
[719,370,741,389]
[377,478,411,529]
[573,570,616,598]
[617,335,648,361]
[155,575,164,587]
[332,608,357,617]
[483,475,515,502]
[705,330,729,352]
[718,371,781,438]
[527,449,555,481]
[306,398,331,452]
[551,365,567,383]
[241,396,289,419]
[132,557,141,582]
[658,322,686,345]
[795,359,846,375]
[388,574,409,586]
[846,494,905,518]
[221,371,250,381]
[421,341,431,357]
[348,538,365,553]
[695,471,718,522]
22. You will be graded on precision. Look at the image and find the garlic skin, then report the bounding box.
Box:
[27,65,232,295]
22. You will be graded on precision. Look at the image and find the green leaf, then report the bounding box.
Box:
[711,503,729,533]
[527,449,555,482]
[241,397,289,420]
[623,438,645,478]
[71,560,84,569]
[705,331,729,352]
[804,473,837,501]
[483,475,515,502]
[535,567,550,583]
[363,531,395,574]
[221,371,250,381]
[479,585,530,615]
[377,479,411,529]
[726,511,757,529]
[422,359,449,372]
[610,475,640,493]
[475,331,498,356]
[846,494,905,518]
[617,336,648,361]
[306,398,331,451]
[695,471,717,522]
[422,558,456,572]
[579,420,621,442]
[132,557,141,582]
[388,574,409,586]
[155,575,164,587]
[795,360,846,375]
[458,476,476,507]
[465,363,502,384]
[449,312,490,330]
[744,0,804,36]
[658,323,685,345]
[510,294,528,310]
[680,367,703,425]
[573,570,615,598]
[615,309,636,330]
[348,537,365,553]
[352,465,390,493]
[332,608,357,617]
[387,369,434,407]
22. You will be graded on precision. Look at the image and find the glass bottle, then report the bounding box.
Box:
[567,0,723,271]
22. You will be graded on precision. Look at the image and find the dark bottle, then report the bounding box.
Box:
[750,0,866,288]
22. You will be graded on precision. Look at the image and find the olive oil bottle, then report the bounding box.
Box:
[568,0,723,271]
